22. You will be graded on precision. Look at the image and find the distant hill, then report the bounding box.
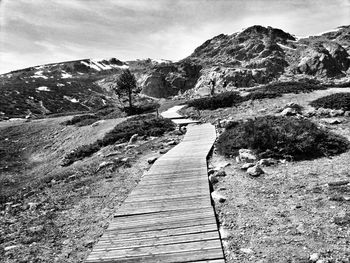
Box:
[1,25,349,118]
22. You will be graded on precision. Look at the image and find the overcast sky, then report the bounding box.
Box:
[0,0,349,73]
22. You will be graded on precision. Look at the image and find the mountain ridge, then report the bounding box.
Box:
[1,25,349,118]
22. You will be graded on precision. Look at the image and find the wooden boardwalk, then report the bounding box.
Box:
[86,113,224,262]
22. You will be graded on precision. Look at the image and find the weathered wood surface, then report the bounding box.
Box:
[86,121,224,262]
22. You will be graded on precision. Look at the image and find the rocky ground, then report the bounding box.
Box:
[0,115,183,263]
[197,88,350,262]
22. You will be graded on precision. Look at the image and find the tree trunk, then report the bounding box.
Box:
[128,88,132,109]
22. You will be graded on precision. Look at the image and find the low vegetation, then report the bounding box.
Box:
[310,93,350,111]
[187,80,327,111]
[62,115,175,165]
[217,115,349,160]
[187,91,243,110]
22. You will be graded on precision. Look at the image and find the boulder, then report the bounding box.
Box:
[215,170,227,177]
[280,107,298,116]
[128,134,138,145]
[240,163,255,170]
[238,149,257,163]
[211,191,227,203]
[147,157,158,164]
[209,174,218,184]
[140,72,176,98]
[247,165,264,177]
[258,158,277,166]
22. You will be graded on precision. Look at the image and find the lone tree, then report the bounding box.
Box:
[115,69,137,109]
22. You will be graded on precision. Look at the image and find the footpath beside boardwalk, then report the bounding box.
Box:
[86,108,225,262]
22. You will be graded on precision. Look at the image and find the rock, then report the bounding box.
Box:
[238,149,257,163]
[247,165,264,177]
[140,72,176,98]
[209,174,218,184]
[91,121,99,127]
[208,169,216,175]
[166,140,177,146]
[121,157,130,163]
[159,149,168,154]
[173,130,183,135]
[330,109,344,117]
[215,170,226,177]
[258,158,276,166]
[211,191,227,203]
[241,163,255,170]
[28,225,44,233]
[98,161,113,170]
[4,245,19,251]
[344,111,350,117]
[240,248,254,254]
[125,145,136,150]
[128,134,138,145]
[280,107,298,116]
[309,253,320,262]
[324,118,343,125]
[219,227,231,239]
[27,202,38,210]
[333,213,350,225]
[147,157,158,164]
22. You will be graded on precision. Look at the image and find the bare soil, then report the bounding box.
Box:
[202,88,350,262]
[0,115,182,263]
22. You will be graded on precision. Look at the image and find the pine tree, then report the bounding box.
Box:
[115,69,136,109]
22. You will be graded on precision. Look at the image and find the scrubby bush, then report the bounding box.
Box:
[244,91,280,100]
[62,115,175,165]
[123,101,160,115]
[62,114,99,127]
[187,91,243,110]
[310,93,350,111]
[217,116,349,160]
[253,80,326,95]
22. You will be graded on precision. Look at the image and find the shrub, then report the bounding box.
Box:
[217,116,349,160]
[310,93,350,111]
[62,115,175,165]
[244,91,280,100]
[123,101,160,115]
[62,114,99,126]
[187,91,243,110]
[254,80,326,95]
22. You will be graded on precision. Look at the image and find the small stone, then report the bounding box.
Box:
[208,169,216,175]
[4,245,19,251]
[309,253,320,262]
[27,202,38,210]
[166,140,177,146]
[280,107,298,116]
[28,225,44,233]
[219,227,231,239]
[258,158,276,166]
[215,170,226,177]
[241,163,255,170]
[209,174,218,184]
[211,191,227,203]
[147,157,158,164]
[125,145,136,150]
[239,149,257,163]
[98,161,113,170]
[324,118,343,125]
[240,248,254,254]
[128,134,138,145]
[247,165,264,177]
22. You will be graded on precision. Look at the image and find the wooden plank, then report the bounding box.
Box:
[94,231,219,249]
[87,248,224,263]
[87,239,222,259]
[108,215,217,234]
[85,123,224,263]
[102,224,218,241]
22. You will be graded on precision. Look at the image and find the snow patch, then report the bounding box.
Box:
[32,70,48,79]
[63,96,79,103]
[61,72,72,78]
[36,86,51,92]
[277,43,296,50]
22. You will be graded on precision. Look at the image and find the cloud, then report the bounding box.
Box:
[0,0,349,73]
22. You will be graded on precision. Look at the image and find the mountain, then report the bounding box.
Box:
[1,25,349,118]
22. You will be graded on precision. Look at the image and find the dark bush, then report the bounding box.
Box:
[253,80,326,95]
[310,93,350,111]
[244,91,280,100]
[187,92,243,110]
[123,101,160,115]
[62,115,175,166]
[62,114,99,126]
[217,116,349,160]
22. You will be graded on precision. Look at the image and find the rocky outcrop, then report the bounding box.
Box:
[296,42,349,77]
[140,72,176,98]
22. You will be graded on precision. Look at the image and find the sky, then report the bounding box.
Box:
[0,0,349,74]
